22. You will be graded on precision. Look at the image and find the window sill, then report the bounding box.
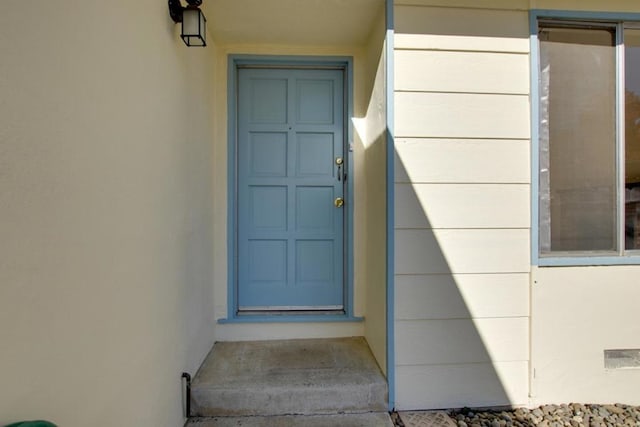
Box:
[537,255,640,266]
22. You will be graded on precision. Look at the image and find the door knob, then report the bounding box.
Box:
[334,197,344,208]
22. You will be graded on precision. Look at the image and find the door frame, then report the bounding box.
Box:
[224,55,357,322]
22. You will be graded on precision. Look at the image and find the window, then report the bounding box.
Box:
[536,18,640,260]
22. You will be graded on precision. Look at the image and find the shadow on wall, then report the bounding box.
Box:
[356,32,517,409]
[388,3,531,410]
[356,46,518,409]
[393,154,526,410]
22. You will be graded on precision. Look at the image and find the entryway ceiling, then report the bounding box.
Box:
[204,0,384,46]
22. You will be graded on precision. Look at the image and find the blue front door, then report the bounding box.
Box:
[237,67,345,311]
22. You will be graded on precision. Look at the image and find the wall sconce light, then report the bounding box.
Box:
[168,0,207,47]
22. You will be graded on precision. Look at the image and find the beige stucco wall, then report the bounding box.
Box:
[394,0,640,410]
[531,266,640,406]
[0,1,217,426]
[361,9,389,374]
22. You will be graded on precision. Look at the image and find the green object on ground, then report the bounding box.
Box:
[4,422,57,427]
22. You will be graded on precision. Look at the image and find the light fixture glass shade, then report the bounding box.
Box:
[181,7,206,47]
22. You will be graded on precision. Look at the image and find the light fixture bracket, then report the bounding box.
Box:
[168,0,184,23]
[169,0,203,22]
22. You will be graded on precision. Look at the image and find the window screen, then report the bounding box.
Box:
[539,25,617,253]
[625,29,640,250]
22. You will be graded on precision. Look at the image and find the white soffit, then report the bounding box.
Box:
[205,0,384,46]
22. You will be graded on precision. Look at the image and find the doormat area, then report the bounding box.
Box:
[397,411,457,427]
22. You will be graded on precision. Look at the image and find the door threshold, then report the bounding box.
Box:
[240,309,345,316]
[218,312,364,324]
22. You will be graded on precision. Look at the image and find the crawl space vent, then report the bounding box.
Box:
[604,349,640,369]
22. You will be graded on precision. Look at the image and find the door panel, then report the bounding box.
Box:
[248,132,288,177]
[296,133,335,176]
[237,67,345,310]
[296,186,334,232]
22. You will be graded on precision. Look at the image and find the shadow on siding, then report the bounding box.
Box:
[392,154,520,410]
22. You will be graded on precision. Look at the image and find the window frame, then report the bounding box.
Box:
[530,9,640,266]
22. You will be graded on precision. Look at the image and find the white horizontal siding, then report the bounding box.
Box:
[396,318,529,365]
[395,273,529,319]
[396,362,529,410]
[398,0,640,9]
[395,229,530,275]
[395,50,529,94]
[395,139,530,184]
[395,183,530,229]
[395,34,530,53]
[395,0,528,9]
[395,92,530,139]
[393,3,531,411]
[395,6,529,53]
[531,0,640,13]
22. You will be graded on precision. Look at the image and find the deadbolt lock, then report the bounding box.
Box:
[334,197,344,208]
[335,157,343,165]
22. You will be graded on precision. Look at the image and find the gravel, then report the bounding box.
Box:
[449,403,640,427]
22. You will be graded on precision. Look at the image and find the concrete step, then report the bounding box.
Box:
[190,337,388,417]
[185,413,394,427]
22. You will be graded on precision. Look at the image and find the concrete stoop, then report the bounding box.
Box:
[188,337,389,422]
[184,413,394,427]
